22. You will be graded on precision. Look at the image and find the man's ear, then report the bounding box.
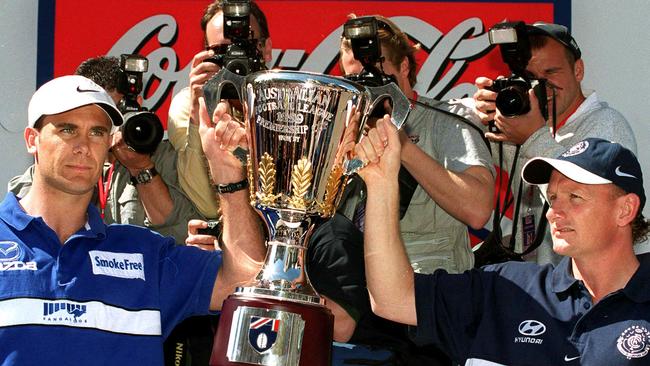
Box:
[263,37,273,64]
[24,127,39,155]
[617,193,641,227]
[399,57,409,78]
[574,58,585,83]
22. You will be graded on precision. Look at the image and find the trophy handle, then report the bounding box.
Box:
[344,82,412,174]
[366,82,411,129]
[202,68,245,118]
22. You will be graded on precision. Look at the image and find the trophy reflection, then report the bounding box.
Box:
[204,69,410,366]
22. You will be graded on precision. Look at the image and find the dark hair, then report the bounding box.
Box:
[74,56,121,92]
[529,34,577,67]
[632,214,650,244]
[200,0,270,47]
[32,116,45,131]
[340,15,419,87]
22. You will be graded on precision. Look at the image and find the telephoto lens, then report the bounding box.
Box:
[120,111,164,154]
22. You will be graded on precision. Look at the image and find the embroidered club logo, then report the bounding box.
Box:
[617,326,650,359]
[249,316,281,353]
[561,141,589,157]
[0,241,21,262]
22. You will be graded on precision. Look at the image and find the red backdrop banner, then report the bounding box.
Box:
[50,0,559,127]
[46,0,566,243]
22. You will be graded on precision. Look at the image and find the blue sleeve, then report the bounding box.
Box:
[157,241,222,338]
[412,269,487,361]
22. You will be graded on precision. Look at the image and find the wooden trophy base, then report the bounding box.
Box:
[209,293,333,366]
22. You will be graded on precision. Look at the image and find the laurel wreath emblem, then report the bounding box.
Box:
[289,158,313,210]
[257,153,280,206]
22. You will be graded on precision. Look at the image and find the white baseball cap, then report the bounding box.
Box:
[27,75,123,128]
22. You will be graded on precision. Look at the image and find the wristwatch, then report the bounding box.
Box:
[215,178,249,194]
[130,167,158,186]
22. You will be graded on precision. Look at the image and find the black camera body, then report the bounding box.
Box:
[116,54,163,154]
[488,21,549,126]
[342,16,397,88]
[491,76,547,118]
[205,0,266,77]
[197,220,221,237]
[342,16,398,118]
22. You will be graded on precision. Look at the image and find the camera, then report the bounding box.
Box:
[116,54,163,154]
[488,22,548,124]
[204,0,266,77]
[342,16,397,87]
[491,77,547,118]
[197,220,221,237]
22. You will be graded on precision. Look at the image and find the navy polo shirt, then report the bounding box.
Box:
[0,193,221,365]
[413,254,650,365]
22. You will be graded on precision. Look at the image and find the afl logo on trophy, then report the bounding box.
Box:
[249,316,281,353]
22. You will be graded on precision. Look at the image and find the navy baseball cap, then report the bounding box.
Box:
[522,138,645,211]
[527,21,581,60]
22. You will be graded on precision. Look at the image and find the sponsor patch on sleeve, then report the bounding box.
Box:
[89,250,145,280]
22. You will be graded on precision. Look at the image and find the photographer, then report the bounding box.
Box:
[471,22,637,264]
[339,15,495,274]
[8,56,201,244]
[167,0,272,219]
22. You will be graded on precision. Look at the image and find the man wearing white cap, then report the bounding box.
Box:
[0,75,265,364]
[355,117,650,365]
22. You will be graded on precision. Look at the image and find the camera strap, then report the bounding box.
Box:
[493,143,518,227]
[551,88,557,136]
[410,98,491,152]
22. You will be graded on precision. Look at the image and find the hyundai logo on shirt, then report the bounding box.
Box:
[514,320,547,345]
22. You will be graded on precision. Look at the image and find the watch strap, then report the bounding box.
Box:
[215,178,249,194]
[130,167,158,185]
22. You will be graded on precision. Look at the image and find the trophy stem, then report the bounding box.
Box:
[236,233,323,305]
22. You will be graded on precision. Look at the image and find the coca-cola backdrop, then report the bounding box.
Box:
[38,0,568,128]
[35,0,569,244]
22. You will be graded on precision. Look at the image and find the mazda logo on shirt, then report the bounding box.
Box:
[518,320,547,336]
[0,241,21,262]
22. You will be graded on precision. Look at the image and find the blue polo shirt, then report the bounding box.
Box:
[0,193,221,365]
[413,254,650,365]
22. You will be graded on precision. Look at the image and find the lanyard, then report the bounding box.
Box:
[97,163,115,219]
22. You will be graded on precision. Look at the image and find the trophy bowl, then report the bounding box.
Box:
[204,69,410,366]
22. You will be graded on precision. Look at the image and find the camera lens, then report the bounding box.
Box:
[225,59,250,76]
[495,84,531,117]
[121,111,164,154]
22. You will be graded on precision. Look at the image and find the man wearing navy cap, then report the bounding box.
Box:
[471,21,637,264]
[354,121,650,364]
[0,75,265,364]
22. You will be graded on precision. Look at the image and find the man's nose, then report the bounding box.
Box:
[72,135,91,155]
[546,198,564,221]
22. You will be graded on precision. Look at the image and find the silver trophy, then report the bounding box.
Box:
[205,69,410,366]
